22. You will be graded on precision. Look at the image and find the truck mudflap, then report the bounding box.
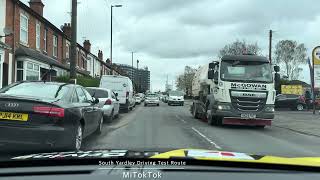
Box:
[222,117,272,126]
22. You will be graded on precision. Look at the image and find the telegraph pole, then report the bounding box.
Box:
[110,6,113,65]
[70,0,77,79]
[269,30,272,63]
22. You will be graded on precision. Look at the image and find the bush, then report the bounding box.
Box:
[54,76,100,87]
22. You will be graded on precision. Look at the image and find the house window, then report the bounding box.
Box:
[44,28,47,52]
[53,35,58,57]
[82,57,85,69]
[16,61,24,81]
[36,22,41,50]
[20,14,28,45]
[26,62,40,80]
[66,42,70,58]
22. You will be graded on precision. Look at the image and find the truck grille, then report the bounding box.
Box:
[230,91,267,112]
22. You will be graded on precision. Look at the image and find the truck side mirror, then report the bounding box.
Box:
[209,63,215,69]
[274,65,280,72]
[208,70,214,79]
[213,71,218,84]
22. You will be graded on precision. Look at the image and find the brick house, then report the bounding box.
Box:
[0,0,118,88]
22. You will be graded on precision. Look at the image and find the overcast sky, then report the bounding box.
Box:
[21,0,320,91]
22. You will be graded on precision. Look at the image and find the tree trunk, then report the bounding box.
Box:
[286,62,289,79]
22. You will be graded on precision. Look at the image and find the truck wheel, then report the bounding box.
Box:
[207,116,214,126]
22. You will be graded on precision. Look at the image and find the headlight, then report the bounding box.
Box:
[265,106,275,112]
[217,105,231,110]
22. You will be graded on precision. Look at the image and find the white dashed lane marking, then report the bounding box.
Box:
[191,127,222,150]
[176,115,187,123]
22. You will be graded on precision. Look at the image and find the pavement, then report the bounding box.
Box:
[274,110,320,137]
[82,100,320,158]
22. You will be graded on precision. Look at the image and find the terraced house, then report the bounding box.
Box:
[0,0,118,88]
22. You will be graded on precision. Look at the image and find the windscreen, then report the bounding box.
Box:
[169,91,184,96]
[86,88,108,98]
[0,0,317,171]
[220,60,273,83]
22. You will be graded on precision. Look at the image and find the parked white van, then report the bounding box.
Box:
[99,75,135,112]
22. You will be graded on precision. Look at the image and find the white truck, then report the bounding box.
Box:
[191,55,280,128]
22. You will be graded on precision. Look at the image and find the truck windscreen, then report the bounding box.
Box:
[220,60,273,83]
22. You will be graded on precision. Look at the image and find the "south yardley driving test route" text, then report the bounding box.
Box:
[99,160,186,166]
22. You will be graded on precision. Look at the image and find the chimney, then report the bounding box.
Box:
[98,50,103,61]
[83,40,91,52]
[61,23,72,39]
[29,0,44,16]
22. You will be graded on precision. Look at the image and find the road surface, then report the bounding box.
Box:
[83,101,320,157]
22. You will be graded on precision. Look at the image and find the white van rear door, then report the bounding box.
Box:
[100,77,128,104]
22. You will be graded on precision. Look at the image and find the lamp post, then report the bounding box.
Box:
[110,4,122,74]
[137,59,140,92]
[131,51,136,81]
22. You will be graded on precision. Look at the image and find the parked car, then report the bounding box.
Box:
[0,81,103,151]
[137,93,145,102]
[86,87,120,122]
[99,75,135,113]
[144,93,160,106]
[135,95,142,105]
[275,94,306,111]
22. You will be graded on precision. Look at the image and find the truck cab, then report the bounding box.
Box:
[192,55,279,127]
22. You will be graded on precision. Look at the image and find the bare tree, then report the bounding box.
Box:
[219,40,260,58]
[176,66,196,96]
[274,40,307,80]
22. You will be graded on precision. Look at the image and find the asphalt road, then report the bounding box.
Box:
[82,101,320,157]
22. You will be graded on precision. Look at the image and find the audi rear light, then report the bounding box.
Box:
[105,99,112,105]
[33,106,65,118]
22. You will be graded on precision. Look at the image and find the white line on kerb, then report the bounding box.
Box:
[175,115,187,123]
[191,127,222,150]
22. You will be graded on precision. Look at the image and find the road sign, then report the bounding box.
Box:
[313,46,320,65]
[281,85,303,95]
[313,46,320,88]
[312,46,320,114]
